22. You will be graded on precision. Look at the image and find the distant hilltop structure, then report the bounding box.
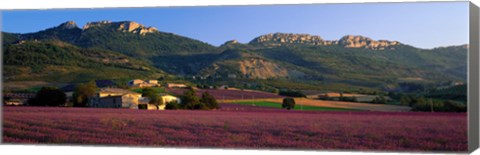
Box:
[128,79,160,88]
[166,83,188,88]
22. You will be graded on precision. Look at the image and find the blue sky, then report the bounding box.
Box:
[1,2,469,49]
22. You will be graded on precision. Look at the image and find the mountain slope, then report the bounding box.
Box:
[193,33,467,90]
[76,21,219,57]
[15,21,219,57]
[2,20,221,82]
[2,22,468,92]
[3,39,162,83]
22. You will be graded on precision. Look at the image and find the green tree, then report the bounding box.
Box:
[400,95,412,106]
[444,100,467,112]
[201,91,219,109]
[273,88,279,94]
[181,88,202,109]
[372,96,388,104]
[411,96,428,111]
[282,98,296,110]
[29,87,66,106]
[414,96,427,105]
[165,101,180,110]
[138,104,148,110]
[73,81,97,107]
[142,87,162,107]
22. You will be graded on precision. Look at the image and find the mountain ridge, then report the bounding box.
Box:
[2,20,468,92]
[248,33,401,50]
[3,20,466,50]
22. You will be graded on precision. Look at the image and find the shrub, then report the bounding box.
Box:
[165,101,180,110]
[73,81,97,107]
[193,103,207,110]
[201,92,219,109]
[279,90,306,97]
[138,104,148,110]
[181,88,201,109]
[400,95,412,106]
[371,96,388,104]
[282,98,296,110]
[142,87,162,106]
[339,96,358,102]
[29,87,66,106]
[444,100,466,112]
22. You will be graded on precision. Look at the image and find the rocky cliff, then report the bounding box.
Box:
[338,35,399,50]
[57,21,79,29]
[249,33,400,50]
[83,20,158,35]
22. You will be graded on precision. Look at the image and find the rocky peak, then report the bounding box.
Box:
[250,33,329,46]
[338,35,399,50]
[83,20,158,35]
[82,20,112,29]
[221,40,240,46]
[116,21,158,35]
[57,21,79,29]
[249,33,400,50]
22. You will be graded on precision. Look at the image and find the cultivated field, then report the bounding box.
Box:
[3,81,53,91]
[3,107,467,152]
[224,98,411,112]
[167,88,409,112]
[315,92,386,102]
[228,101,354,111]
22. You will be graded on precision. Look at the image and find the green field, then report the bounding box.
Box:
[131,87,166,94]
[232,101,355,111]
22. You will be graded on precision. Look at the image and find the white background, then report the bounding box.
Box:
[0,0,478,10]
[0,0,478,155]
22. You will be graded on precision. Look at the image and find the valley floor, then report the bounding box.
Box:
[222,98,412,112]
[3,107,467,152]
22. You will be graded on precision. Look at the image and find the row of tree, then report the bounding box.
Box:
[165,88,219,110]
[279,90,306,97]
[399,95,466,112]
[28,87,66,106]
[27,81,98,107]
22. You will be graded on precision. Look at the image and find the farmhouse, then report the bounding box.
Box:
[158,94,181,110]
[89,88,142,109]
[166,83,188,88]
[137,97,160,110]
[128,79,144,86]
[128,79,160,88]
[139,94,181,110]
[161,93,181,103]
[3,93,36,106]
[5,100,24,106]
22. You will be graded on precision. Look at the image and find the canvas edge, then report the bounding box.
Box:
[0,2,475,153]
[0,10,4,144]
[469,1,480,153]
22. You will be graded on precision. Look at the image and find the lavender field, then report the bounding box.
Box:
[3,107,467,152]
